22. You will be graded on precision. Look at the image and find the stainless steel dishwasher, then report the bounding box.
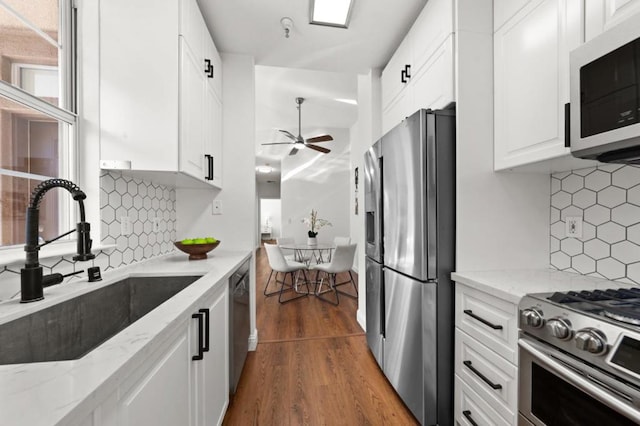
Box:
[229,258,250,395]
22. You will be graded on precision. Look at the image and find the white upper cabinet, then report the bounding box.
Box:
[493,0,640,172]
[585,0,640,41]
[493,0,532,31]
[381,0,455,134]
[100,0,222,188]
[494,0,585,171]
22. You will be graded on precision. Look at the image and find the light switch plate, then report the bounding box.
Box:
[566,216,583,238]
[212,200,222,215]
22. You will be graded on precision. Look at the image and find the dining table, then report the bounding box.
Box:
[278,242,335,266]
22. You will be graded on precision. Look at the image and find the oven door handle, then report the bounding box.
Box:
[519,339,640,423]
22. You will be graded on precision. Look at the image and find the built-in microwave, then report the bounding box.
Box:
[570,12,640,164]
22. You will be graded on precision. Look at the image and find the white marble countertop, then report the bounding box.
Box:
[451,268,635,304]
[0,250,251,426]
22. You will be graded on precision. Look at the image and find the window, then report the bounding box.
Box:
[0,0,76,248]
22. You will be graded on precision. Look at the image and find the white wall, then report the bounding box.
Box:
[176,53,258,345]
[260,199,281,239]
[280,128,351,244]
[256,181,280,198]
[455,0,549,271]
[353,69,382,328]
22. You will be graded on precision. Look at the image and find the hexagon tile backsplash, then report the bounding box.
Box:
[0,171,176,301]
[551,164,640,284]
[100,171,177,268]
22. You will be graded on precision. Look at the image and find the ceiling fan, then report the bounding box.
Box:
[261,97,333,156]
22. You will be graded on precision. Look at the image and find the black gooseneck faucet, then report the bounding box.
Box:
[20,179,95,303]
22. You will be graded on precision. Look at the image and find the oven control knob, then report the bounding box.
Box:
[521,308,544,329]
[575,328,607,355]
[547,318,572,340]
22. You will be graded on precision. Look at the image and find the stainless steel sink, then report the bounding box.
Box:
[0,275,202,365]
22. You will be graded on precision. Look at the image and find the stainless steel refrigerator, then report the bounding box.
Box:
[365,108,455,426]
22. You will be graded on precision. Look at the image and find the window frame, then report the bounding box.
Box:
[0,0,78,253]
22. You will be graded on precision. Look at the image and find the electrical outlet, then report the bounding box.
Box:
[152,217,160,233]
[120,216,131,236]
[566,216,583,238]
[212,200,222,215]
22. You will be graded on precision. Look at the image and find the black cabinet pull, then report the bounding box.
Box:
[199,308,210,352]
[404,64,411,79]
[564,102,571,147]
[204,154,213,180]
[463,309,503,330]
[192,312,204,361]
[463,360,502,390]
[462,410,478,426]
[204,59,214,78]
[401,68,407,84]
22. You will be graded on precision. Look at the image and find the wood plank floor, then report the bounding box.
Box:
[223,245,418,425]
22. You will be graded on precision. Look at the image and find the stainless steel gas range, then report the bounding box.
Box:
[519,287,640,425]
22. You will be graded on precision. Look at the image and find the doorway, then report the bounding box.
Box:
[259,198,281,242]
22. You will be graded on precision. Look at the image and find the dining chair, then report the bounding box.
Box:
[263,243,310,303]
[327,236,351,261]
[309,243,357,305]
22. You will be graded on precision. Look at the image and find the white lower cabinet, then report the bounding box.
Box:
[193,284,229,426]
[83,282,229,426]
[455,283,519,425]
[455,376,511,426]
[120,327,191,425]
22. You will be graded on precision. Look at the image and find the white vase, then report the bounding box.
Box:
[307,237,317,246]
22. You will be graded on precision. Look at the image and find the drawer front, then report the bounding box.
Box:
[455,283,519,364]
[455,375,513,426]
[455,329,517,423]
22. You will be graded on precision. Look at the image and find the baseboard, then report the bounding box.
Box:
[357,308,366,332]
[248,328,258,351]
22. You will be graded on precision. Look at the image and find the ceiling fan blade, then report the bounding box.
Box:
[261,142,293,145]
[305,134,333,143]
[279,129,297,141]
[306,144,331,154]
[289,147,299,156]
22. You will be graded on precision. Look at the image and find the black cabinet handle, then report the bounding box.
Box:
[401,68,407,83]
[463,309,503,330]
[462,410,478,426]
[404,64,411,79]
[204,59,214,78]
[192,312,204,361]
[204,154,213,180]
[199,308,210,352]
[463,360,502,390]
[564,102,571,148]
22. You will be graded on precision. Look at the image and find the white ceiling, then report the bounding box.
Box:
[196,0,428,182]
[198,0,428,74]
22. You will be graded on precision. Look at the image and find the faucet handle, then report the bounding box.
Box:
[74,221,95,261]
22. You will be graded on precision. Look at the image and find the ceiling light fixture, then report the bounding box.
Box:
[309,0,354,28]
[256,165,273,173]
[335,98,358,105]
[280,17,294,38]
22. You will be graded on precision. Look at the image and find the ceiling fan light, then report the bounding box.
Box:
[309,0,354,28]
